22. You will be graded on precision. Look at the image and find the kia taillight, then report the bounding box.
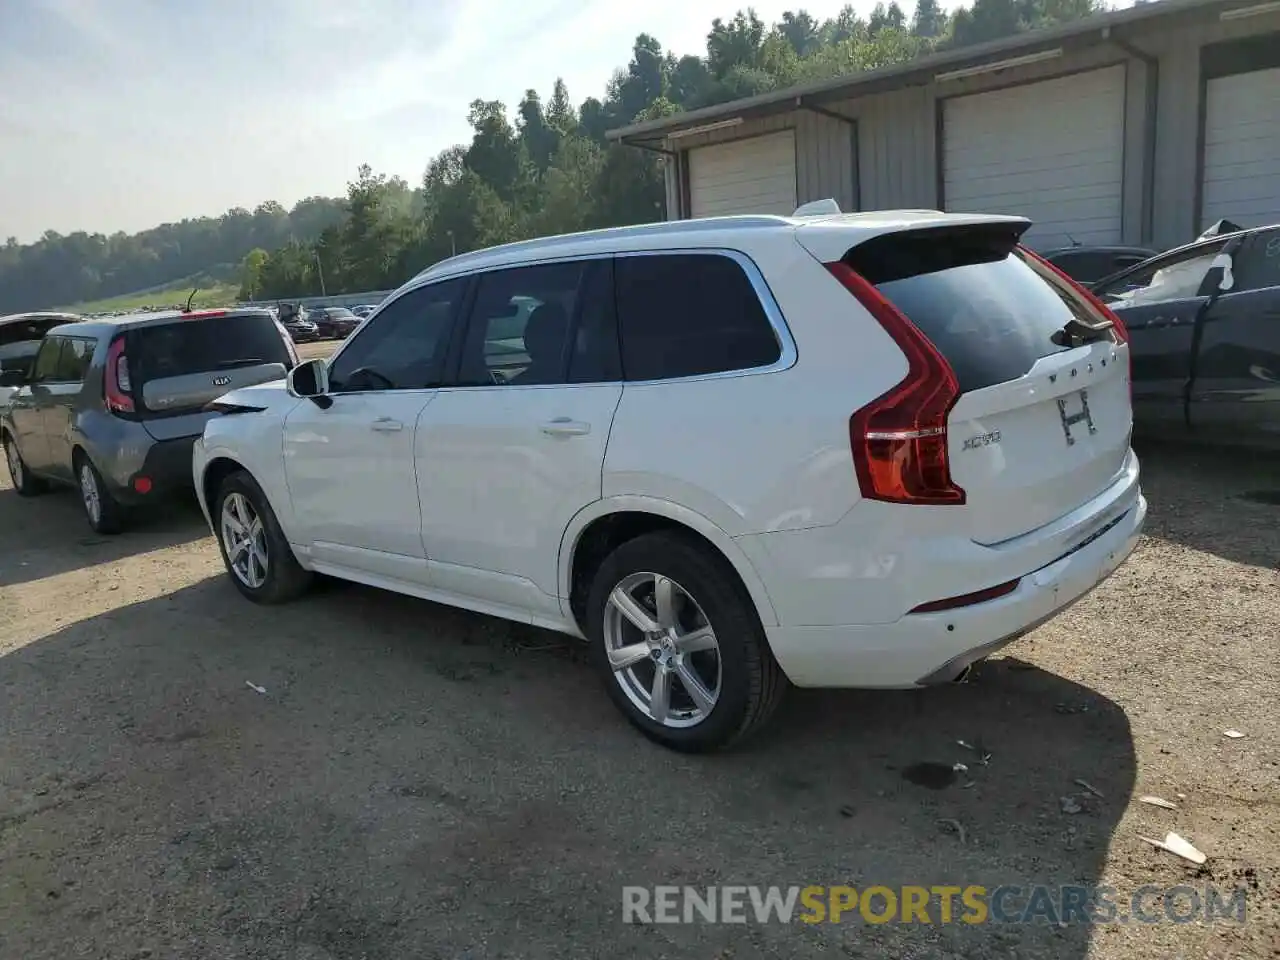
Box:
[825,261,966,506]
[104,337,135,414]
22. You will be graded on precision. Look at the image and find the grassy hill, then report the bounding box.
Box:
[60,279,240,314]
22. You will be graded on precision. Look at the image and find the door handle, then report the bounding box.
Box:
[370,417,403,432]
[540,417,590,437]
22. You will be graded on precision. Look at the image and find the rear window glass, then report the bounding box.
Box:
[127,313,291,388]
[846,226,1082,392]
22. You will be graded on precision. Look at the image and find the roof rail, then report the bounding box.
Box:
[415,215,793,279]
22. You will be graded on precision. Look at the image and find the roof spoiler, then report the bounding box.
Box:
[792,198,842,217]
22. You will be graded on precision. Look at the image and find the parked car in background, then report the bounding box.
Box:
[1041,245,1159,285]
[351,304,378,319]
[308,306,361,339]
[1091,223,1280,449]
[275,303,319,342]
[1,307,297,533]
[193,208,1144,751]
[0,312,81,407]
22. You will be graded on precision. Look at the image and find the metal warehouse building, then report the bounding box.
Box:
[608,0,1280,251]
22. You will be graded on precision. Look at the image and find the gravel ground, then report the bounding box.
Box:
[0,425,1277,959]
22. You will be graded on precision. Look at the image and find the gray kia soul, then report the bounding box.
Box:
[0,308,297,534]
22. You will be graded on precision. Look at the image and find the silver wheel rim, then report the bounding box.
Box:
[220,492,269,589]
[5,442,21,487]
[603,572,722,729]
[79,464,101,524]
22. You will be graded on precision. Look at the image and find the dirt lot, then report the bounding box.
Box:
[1,396,1277,957]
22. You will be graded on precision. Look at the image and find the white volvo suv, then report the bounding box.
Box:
[193,206,1147,752]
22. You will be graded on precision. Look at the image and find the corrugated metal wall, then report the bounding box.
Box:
[662,9,1280,253]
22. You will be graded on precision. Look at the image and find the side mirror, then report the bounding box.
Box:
[0,369,26,388]
[286,358,330,401]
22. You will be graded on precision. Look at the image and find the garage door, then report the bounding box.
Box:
[1202,67,1280,229]
[688,131,797,218]
[943,65,1126,249]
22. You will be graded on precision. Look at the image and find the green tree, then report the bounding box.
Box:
[912,0,947,37]
[238,248,270,300]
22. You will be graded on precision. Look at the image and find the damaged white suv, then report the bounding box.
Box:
[193,204,1146,752]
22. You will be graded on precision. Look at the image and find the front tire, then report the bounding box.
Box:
[587,531,786,753]
[214,470,312,604]
[3,432,47,497]
[75,453,125,534]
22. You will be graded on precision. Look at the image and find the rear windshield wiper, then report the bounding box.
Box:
[215,358,267,369]
[1051,315,1113,348]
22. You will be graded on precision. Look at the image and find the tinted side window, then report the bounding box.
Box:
[614,253,781,381]
[56,337,94,381]
[31,337,66,382]
[456,261,584,386]
[1229,229,1280,293]
[329,280,464,392]
[1047,251,1109,283]
[569,259,622,384]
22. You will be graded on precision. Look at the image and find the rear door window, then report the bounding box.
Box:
[56,337,95,381]
[614,253,782,381]
[844,225,1086,392]
[1226,229,1280,293]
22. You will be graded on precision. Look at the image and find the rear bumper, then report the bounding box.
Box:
[107,435,197,504]
[757,491,1146,689]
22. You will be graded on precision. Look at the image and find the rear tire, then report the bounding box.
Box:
[75,452,126,534]
[214,470,312,604]
[3,431,47,497]
[586,531,786,753]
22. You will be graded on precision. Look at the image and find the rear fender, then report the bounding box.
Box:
[557,495,780,628]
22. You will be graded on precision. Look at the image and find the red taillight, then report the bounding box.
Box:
[825,261,966,506]
[182,310,227,319]
[104,337,135,414]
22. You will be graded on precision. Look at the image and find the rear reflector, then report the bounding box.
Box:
[825,262,966,506]
[133,476,153,494]
[909,578,1021,614]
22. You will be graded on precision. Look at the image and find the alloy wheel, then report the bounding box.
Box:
[79,463,101,526]
[220,492,269,589]
[5,442,22,487]
[602,571,722,728]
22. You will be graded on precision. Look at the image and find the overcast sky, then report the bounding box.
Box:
[0,0,883,242]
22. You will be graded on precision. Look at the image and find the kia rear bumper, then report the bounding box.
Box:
[759,492,1146,688]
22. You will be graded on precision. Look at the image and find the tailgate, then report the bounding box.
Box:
[946,340,1130,543]
[139,363,286,417]
[824,220,1132,544]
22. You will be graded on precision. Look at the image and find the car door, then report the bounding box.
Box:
[282,278,467,585]
[39,336,96,481]
[1095,240,1229,432]
[415,258,622,622]
[1188,228,1280,442]
[6,335,67,474]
